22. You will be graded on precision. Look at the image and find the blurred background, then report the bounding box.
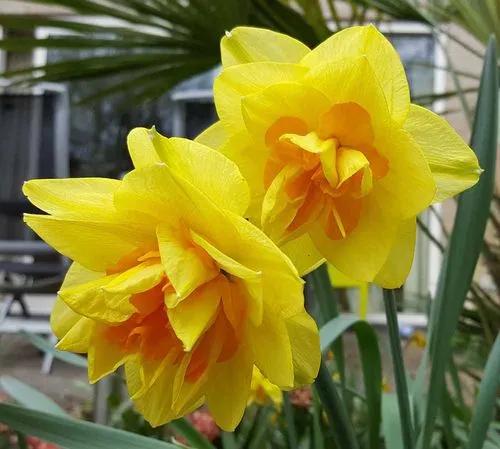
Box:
[0,1,498,448]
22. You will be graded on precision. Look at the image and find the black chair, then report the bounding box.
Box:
[0,199,66,322]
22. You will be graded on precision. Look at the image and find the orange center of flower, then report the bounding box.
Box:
[102,242,249,383]
[264,102,389,240]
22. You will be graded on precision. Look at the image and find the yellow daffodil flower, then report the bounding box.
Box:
[249,366,283,407]
[198,25,481,287]
[23,128,320,431]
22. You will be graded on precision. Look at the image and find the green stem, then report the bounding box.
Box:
[170,418,216,449]
[283,392,298,449]
[383,289,415,449]
[315,360,360,449]
[308,264,346,390]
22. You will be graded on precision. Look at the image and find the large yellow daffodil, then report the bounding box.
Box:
[23,129,319,430]
[198,25,481,287]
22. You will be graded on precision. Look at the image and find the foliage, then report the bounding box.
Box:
[0,0,493,105]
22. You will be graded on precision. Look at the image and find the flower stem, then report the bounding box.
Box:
[383,288,415,449]
[315,360,360,449]
[308,264,346,389]
[283,392,298,449]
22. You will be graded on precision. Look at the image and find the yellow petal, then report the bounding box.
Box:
[376,127,436,219]
[115,164,190,227]
[374,218,416,288]
[157,223,219,303]
[249,310,294,388]
[87,333,128,383]
[126,356,170,400]
[404,104,481,203]
[124,357,144,398]
[167,280,221,351]
[302,25,410,124]
[136,350,208,427]
[23,178,121,221]
[60,262,103,288]
[190,229,261,280]
[280,131,336,154]
[196,120,228,148]
[197,125,267,224]
[102,262,164,295]
[58,262,162,323]
[23,214,152,272]
[261,165,304,242]
[221,211,305,319]
[102,261,165,313]
[280,234,325,276]
[51,297,93,353]
[120,164,304,319]
[127,127,161,168]
[190,229,263,325]
[58,271,129,324]
[51,262,101,341]
[304,56,392,133]
[310,192,398,282]
[285,311,320,386]
[242,82,331,146]
[250,367,283,406]
[221,26,309,67]
[215,62,307,128]
[132,354,180,427]
[151,131,250,216]
[206,340,253,431]
[337,148,370,187]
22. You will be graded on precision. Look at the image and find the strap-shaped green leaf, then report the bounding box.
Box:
[382,393,403,449]
[170,418,217,449]
[0,403,178,449]
[467,333,500,449]
[20,331,87,369]
[0,376,67,417]
[320,315,382,449]
[418,35,498,449]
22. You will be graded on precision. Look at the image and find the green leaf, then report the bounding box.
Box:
[221,432,238,449]
[308,264,346,393]
[382,289,415,449]
[320,315,382,449]
[283,392,298,449]
[245,406,272,449]
[382,394,404,449]
[467,333,500,449]
[169,418,217,449]
[20,331,87,369]
[311,389,325,449]
[0,376,67,417]
[315,361,360,449]
[418,35,498,449]
[0,403,178,449]
[0,0,323,105]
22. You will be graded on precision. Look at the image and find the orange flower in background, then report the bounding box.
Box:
[198,25,481,287]
[23,128,319,430]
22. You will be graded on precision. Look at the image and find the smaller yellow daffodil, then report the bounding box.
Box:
[23,128,320,431]
[198,25,481,287]
[249,366,283,407]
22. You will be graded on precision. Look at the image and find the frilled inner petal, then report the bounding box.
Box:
[260,101,389,243]
[58,221,282,429]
